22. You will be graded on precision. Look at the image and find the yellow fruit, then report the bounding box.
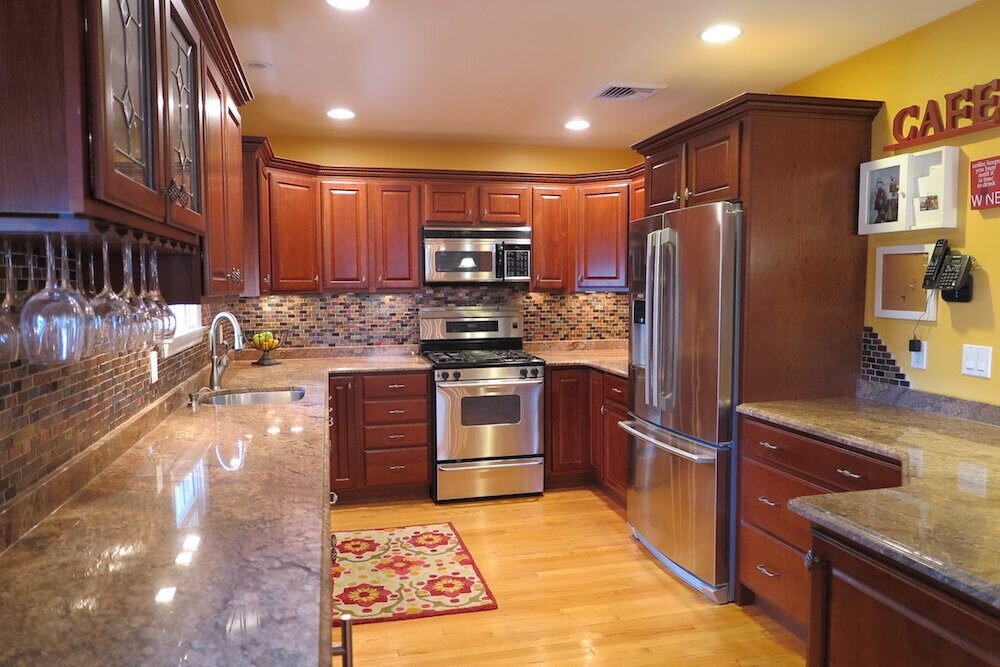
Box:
[252,333,263,347]
[263,331,274,343]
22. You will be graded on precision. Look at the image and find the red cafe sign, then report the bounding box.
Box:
[886,77,1000,151]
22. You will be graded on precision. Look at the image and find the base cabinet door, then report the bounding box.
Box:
[329,376,361,491]
[588,371,605,479]
[809,531,1000,667]
[547,368,591,477]
[602,399,630,505]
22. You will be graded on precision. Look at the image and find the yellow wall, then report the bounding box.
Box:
[264,135,640,174]
[780,0,1000,404]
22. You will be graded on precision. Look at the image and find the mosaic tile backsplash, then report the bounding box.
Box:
[225,288,629,347]
[861,326,910,387]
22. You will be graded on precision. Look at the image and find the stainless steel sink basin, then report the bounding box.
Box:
[198,387,306,406]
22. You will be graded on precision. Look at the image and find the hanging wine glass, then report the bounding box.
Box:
[19,234,86,364]
[59,236,97,358]
[0,240,20,364]
[138,245,166,344]
[13,244,37,313]
[90,237,131,354]
[119,240,154,352]
[148,248,176,339]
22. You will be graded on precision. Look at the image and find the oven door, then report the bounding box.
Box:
[435,377,543,460]
[424,239,500,283]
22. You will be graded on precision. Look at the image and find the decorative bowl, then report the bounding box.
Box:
[244,329,286,366]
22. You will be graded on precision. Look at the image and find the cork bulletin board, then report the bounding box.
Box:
[875,244,937,321]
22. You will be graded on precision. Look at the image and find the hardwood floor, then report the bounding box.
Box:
[331,488,804,666]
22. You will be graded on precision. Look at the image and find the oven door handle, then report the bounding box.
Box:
[438,460,544,471]
[437,378,544,389]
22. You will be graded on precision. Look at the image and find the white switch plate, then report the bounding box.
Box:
[961,344,992,379]
[910,342,927,370]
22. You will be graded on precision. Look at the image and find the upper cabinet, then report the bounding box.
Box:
[531,186,573,291]
[423,183,477,223]
[575,183,629,290]
[644,121,739,215]
[320,179,369,291]
[267,171,321,292]
[646,143,684,214]
[423,182,532,225]
[480,185,531,225]
[629,175,646,221]
[370,181,421,290]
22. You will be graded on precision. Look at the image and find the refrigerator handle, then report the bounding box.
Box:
[645,230,659,407]
[659,228,679,408]
[618,421,716,464]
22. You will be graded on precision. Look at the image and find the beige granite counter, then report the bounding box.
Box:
[533,349,629,377]
[737,398,1000,612]
[0,356,425,666]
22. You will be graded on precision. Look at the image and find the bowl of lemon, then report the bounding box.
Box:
[245,330,285,366]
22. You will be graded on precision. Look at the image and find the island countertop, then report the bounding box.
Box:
[533,349,628,377]
[737,398,1000,613]
[0,356,424,666]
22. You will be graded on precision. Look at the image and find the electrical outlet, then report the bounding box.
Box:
[961,344,992,379]
[910,342,927,370]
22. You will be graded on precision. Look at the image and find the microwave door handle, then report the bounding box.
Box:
[496,243,505,281]
[646,230,661,408]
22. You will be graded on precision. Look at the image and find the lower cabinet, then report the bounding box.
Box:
[546,366,629,507]
[736,416,903,635]
[808,530,1000,667]
[329,371,431,499]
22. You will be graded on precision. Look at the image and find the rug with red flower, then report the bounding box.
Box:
[331,522,497,624]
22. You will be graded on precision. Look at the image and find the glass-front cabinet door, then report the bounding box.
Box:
[162,0,205,233]
[89,0,165,220]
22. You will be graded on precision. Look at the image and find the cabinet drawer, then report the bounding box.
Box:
[363,399,428,425]
[362,373,428,399]
[739,521,809,626]
[363,423,429,450]
[365,448,429,487]
[740,418,902,491]
[603,374,628,405]
[740,456,829,551]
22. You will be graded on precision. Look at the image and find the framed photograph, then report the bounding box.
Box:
[859,155,911,234]
[874,244,937,321]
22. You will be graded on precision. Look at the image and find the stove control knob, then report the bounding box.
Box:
[530,367,539,377]
[519,368,528,378]
[440,371,449,381]
[453,371,462,380]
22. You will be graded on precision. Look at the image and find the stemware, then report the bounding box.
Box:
[59,236,97,358]
[0,241,19,363]
[90,237,131,354]
[138,245,166,344]
[19,235,86,364]
[13,244,37,313]
[148,248,177,339]
[119,240,153,352]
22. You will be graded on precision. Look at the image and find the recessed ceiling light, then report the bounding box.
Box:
[700,24,742,43]
[244,60,272,71]
[327,108,356,120]
[565,118,590,131]
[326,0,370,10]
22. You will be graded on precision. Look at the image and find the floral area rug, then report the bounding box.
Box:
[331,522,497,625]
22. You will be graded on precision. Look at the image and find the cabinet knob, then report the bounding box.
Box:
[482,208,487,217]
[314,275,320,283]
[804,549,820,571]
[328,417,334,427]
[362,275,367,284]
[466,209,472,217]
[683,187,692,201]
[670,191,680,204]
[378,275,383,284]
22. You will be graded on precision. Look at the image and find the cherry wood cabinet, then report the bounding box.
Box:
[546,368,591,484]
[588,371,605,480]
[530,186,573,291]
[370,181,421,290]
[423,182,477,223]
[222,95,245,295]
[629,175,647,221]
[685,121,740,207]
[575,183,629,290]
[320,179,369,291]
[808,530,1000,667]
[267,170,321,292]
[479,184,531,224]
[601,396,630,506]
[329,371,432,501]
[645,142,684,215]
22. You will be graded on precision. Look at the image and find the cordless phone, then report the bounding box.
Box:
[922,239,950,289]
[936,255,972,291]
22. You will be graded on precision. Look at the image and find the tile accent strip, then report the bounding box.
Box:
[861,326,909,387]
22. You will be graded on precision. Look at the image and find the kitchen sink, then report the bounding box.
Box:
[197,387,306,406]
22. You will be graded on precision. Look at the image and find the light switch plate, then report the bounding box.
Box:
[961,344,992,379]
[910,342,927,370]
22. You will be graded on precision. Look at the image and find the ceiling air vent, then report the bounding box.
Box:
[589,82,667,102]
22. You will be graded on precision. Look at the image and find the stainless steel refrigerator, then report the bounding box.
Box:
[619,201,740,604]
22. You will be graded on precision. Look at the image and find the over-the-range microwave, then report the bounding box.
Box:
[423,227,531,284]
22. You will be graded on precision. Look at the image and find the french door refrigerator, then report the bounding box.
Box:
[620,201,740,604]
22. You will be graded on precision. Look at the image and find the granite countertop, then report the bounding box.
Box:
[0,356,425,666]
[534,349,628,377]
[737,398,1000,612]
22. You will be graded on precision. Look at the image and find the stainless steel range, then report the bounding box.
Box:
[419,307,544,502]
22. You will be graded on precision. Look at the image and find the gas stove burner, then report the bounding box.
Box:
[422,349,544,369]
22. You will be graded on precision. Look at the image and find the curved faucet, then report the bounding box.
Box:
[209,311,244,390]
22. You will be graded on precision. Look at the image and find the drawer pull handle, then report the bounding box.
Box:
[388,434,406,440]
[611,387,624,394]
[756,564,780,578]
[836,467,864,480]
[388,409,406,415]
[387,384,406,390]
[756,496,780,508]
[388,465,407,471]
[328,417,334,427]
[759,441,780,451]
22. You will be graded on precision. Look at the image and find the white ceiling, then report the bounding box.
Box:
[219,0,974,148]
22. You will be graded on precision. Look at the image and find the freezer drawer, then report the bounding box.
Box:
[435,457,544,501]
[621,419,730,601]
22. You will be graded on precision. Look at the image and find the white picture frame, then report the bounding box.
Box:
[874,244,938,321]
[910,146,959,231]
[859,155,911,234]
